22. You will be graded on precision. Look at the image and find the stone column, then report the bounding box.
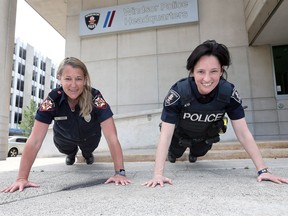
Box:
[0,0,17,160]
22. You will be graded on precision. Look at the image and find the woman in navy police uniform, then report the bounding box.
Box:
[2,57,131,192]
[143,40,288,187]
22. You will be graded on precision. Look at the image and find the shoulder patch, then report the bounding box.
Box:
[39,96,56,111]
[165,90,180,106]
[93,94,108,109]
[231,88,242,104]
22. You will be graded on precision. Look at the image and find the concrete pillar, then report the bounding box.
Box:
[0,0,17,160]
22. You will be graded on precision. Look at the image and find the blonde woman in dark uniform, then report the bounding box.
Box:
[2,57,131,192]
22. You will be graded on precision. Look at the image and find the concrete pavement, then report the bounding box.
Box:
[0,153,288,216]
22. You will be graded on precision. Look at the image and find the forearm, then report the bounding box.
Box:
[239,134,267,171]
[153,142,169,176]
[154,122,175,176]
[108,140,125,170]
[101,117,125,170]
[16,120,48,181]
[17,143,40,180]
[232,119,267,171]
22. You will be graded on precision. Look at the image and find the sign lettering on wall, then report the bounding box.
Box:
[80,0,198,36]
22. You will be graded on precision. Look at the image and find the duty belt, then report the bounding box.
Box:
[178,136,220,148]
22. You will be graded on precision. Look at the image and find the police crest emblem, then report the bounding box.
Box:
[165,90,180,106]
[94,94,107,109]
[40,96,56,111]
[231,88,242,104]
[85,13,100,30]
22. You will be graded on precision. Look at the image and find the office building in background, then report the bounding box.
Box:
[9,38,59,133]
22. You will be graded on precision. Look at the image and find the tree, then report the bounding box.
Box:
[19,100,38,137]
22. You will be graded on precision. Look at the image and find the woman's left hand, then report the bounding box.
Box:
[257,173,288,184]
[105,175,132,185]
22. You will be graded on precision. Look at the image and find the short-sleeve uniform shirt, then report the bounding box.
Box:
[161,77,245,125]
[35,87,113,142]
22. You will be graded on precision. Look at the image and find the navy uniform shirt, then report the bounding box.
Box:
[161,78,245,125]
[35,87,113,142]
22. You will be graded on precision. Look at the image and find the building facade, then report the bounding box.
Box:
[26,0,288,141]
[10,38,59,131]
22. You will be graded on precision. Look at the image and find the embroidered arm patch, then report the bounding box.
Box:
[231,88,242,104]
[39,96,56,111]
[93,94,108,109]
[165,90,180,106]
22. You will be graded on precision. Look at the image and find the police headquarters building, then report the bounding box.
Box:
[1,0,288,159]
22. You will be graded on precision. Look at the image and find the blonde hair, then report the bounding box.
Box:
[57,57,93,117]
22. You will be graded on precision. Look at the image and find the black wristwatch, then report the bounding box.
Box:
[257,168,271,176]
[115,169,126,176]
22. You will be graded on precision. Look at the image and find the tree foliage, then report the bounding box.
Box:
[19,100,38,137]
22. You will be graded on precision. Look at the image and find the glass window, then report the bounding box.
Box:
[19,47,26,60]
[16,79,24,91]
[38,89,44,99]
[18,63,25,76]
[31,86,36,96]
[16,138,27,143]
[273,45,288,95]
[14,112,22,124]
[51,67,55,77]
[15,95,23,108]
[40,61,46,71]
[32,70,37,81]
[40,74,45,85]
[12,60,15,71]
[50,80,54,89]
[33,56,38,67]
[10,94,13,105]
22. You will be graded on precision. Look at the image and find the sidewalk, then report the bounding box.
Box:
[1,154,288,216]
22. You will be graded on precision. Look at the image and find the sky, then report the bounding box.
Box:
[15,0,65,64]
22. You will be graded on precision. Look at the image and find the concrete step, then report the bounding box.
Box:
[211,140,288,150]
[76,140,288,163]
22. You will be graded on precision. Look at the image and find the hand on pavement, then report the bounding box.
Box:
[1,179,39,193]
[105,175,132,185]
[142,175,173,188]
[257,173,288,184]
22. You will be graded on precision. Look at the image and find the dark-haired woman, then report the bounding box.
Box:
[143,40,288,187]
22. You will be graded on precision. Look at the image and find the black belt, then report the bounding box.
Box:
[178,135,220,148]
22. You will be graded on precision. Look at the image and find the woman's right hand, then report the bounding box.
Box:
[1,179,39,193]
[142,174,173,188]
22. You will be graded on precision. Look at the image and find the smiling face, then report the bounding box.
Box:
[58,65,86,102]
[193,55,223,95]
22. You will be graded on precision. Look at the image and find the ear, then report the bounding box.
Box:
[221,67,224,76]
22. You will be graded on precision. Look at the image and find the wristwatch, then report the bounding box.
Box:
[115,169,126,176]
[257,168,271,176]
